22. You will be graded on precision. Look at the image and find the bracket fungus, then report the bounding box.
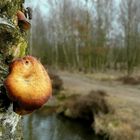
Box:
[4,56,52,115]
[17,10,31,31]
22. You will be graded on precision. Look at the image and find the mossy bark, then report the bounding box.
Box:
[0,0,28,139]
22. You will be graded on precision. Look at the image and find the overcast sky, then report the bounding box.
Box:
[25,0,120,14]
[25,0,121,37]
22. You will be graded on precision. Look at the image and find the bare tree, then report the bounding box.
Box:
[119,0,140,75]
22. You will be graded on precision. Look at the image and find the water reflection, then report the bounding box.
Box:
[23,112,104,140]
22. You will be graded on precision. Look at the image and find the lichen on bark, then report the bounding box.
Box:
[0,0,28,139]
[0,0,24,18]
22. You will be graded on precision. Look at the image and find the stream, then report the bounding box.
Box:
[23,111,105,140]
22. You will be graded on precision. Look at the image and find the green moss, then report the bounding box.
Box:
[10,37,27,58]
[0,0,23,18]
[0,18,28,59]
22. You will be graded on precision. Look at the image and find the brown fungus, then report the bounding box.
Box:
[4,56,52,115]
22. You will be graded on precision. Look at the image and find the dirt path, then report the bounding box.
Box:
[57,71,140,105]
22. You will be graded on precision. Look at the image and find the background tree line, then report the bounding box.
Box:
[28,0,140,75]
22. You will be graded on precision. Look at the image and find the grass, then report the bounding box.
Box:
[94,96,140,140]
[57,90,111,123]
[117,76,140,85]
[46,71,140,140]
[54,90,140,140]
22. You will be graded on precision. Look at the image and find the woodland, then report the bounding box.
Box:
[31,0,140,75]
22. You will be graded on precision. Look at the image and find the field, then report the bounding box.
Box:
[53,70,140,140]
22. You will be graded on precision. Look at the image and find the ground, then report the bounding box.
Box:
[56,71,140,103]
[54,70,140,140]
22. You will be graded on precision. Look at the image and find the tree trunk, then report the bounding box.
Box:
[0,0,28,139]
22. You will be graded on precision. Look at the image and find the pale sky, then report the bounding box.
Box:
[25,0,121,37]
[25,0,120,15]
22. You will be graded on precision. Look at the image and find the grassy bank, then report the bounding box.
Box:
[49,90,140,140]
[94,95,140,140]
[46,71,140,140]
